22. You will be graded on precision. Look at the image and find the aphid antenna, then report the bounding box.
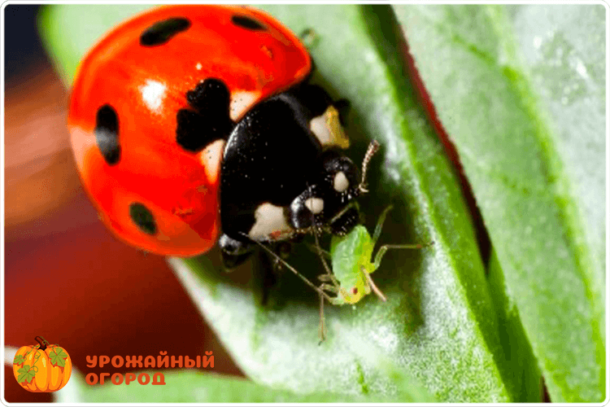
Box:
[240,233,333,303]
[358,140,381,194]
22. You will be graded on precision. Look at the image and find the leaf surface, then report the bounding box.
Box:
[395,5,606,402]
[53,370,377,403]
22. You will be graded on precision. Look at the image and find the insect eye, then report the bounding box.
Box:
[352,287,358,295]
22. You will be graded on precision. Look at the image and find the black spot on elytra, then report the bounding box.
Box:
[140,17,191,46]
[231,15,265,31]
[176,78,234,152]
[95,105,121,165]
[129,203,157,235]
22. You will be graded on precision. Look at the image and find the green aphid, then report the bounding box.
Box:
[312,206,431,340]
[317,205,423,305]
[256,205,431,341]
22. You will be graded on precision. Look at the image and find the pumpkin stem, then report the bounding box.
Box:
[34,336,49,351]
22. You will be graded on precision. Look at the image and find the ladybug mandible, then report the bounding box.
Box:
[69,5,370,267]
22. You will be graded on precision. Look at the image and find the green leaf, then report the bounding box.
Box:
[13,354,25,365]
[49,347,68,367]
[17,365,36,384]
[38,4,153,86]
[53,369,413,403]
[487,251,542,401]
[395,4,606,402]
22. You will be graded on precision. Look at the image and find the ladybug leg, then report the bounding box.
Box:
[252,245,283,306]
[219,234,253,270]
[328,204,361,235]
[270,241,293,273]
[252,241,292,281]
[221,251,253,270]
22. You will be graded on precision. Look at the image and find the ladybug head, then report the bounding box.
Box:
[289,146,370,236]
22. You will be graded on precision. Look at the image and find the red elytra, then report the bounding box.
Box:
[68,5,311,256]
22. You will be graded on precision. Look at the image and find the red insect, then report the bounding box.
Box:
[69,5,365,266]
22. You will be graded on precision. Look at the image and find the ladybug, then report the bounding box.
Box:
[69,5,369,267]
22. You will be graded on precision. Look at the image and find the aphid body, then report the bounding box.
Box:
[328,225,378,304]
[319,205,403,305]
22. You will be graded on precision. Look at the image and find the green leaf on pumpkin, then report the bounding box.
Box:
[13,354,25,365]
[49,347,68,367]
[17,365,36,384]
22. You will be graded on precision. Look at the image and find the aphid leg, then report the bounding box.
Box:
[316,287,345,345]
[358,140,380,194]
[372,205,394,244]
[373,244,429,271]
[318,293,326,344]
[363,266,387,302]
[242,233,333,303]
[320,283,339,293]
[313,230,341,291]
[318,274,339,284]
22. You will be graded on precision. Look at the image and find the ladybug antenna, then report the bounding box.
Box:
[358,140,380,194]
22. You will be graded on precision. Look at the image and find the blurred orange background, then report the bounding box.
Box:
[4,5,240,403]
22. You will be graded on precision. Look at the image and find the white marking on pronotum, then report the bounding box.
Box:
[200,139,226,184]
[249,202,292,239]
[139,79,166,113]
[305,197,324,214]
[230,91,260,121]
[333,171,349,193]
[309,106,349,149]
[310,114,332,146]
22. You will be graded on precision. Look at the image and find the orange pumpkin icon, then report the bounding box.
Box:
[12,336,72,392]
